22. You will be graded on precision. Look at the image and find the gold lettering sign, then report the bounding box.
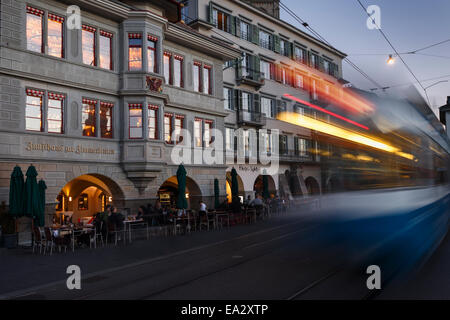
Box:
[25,142,115,155]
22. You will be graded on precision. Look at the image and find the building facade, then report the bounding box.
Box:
[182,0,347,199]
[0,0,240,227]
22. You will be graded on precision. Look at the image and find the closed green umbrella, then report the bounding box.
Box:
[262,175,270,199]
[9,166,24,218]
[24,165,40,219]
[176,164,188,209]
[214,178,220,209]
[36,180,47,227]
[231,167,239,198]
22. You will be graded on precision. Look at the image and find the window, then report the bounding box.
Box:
[213,9,229,32]
[100,102,113,138]
[242,92,251,111]
[204,120,213,147]
[164,113,173,143]
[26,6,44,53]
[174,115,184,144]
[280,39,289,57]
[47,92,65,134]
[310,53,319,69]
[82,98,97,137]
[203,65,212,94]
[240,20,250,40]
[164,52,172,84]
[173,55,183,87]
[280,135,288,155]
[47,14,64,58]
[99,31,113,70]
[259,30,271,50]
[295,74,304,89]
[129,104,143,139]
[281,68,287,85]
[194,118,203,147]
[261,97,274,118]
[311,78,318,100]
[193,62,201,92]
[260,60,272,80]
[296,138,308,156]
[264,131,273,153]
[225,127,234,151]
[147,35,157,73]
[224,88,233,110]
[78,194,89,211]
[82,25,96,66]
[25,89,44,132]
[323,60,331,74]
[128,33,142,71]
[294,46,305,64]
[148,105,158,140]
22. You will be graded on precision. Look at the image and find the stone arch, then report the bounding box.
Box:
[157,175,202,209]
[253,175,276,197]
[226,170,245,202]
[305,176,320,195]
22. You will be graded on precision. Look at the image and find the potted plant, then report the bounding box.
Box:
[0,202,17,249]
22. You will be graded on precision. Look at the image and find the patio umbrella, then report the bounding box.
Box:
[231,167,239,198]
[176,164,188,209]
[262,175,270,199]
[24,165,40,220]
[9,166,24,218]
[36,180,47,227]
[214,178,220,209]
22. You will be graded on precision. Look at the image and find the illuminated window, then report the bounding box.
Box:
[99,31,113,70]
[78,193,88,211]
[148,105,158,140]
[212,9,229,32]
[164,52,172,85]
[82,98,97,137]
[203,65,212,95]
[47,92,65,134]
[173,55,183,88]
[174,115,184,144]
[100,102,113,138]
[193,62,201,92]
[129,104,143,139]
[82,25,96,66]
[47,14,64,58]
[164,113,173,144]
[128,33,142,71]
[25,89,44,132]
[26,6,44,53]
[194,118,202,147]
[147,35,157,73]
[295,74,304,89]
[204,120,213,147]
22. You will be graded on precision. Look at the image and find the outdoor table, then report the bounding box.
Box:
[172,216,191,235]
[123,219,148,243]
[215,212,230,229]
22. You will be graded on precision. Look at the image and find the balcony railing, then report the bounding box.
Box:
[237,110,266,127]
[236,66,265,87]
[279,150,315,163]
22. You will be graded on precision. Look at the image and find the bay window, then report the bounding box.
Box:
[164,52,172,84]
[203,65,212,95]
[128,33,142,71]
[99,31,113,70]
[193,62,202,92]
[173,55,183,87]
[82,98,97,137]
[47,92,65,134]
[174,115,184,144]
[26,6,44,53]
[129,104,143,139]
[25,89,44,132]
[148,105,158,140]
[147,35,158,73]
[100,102,113,138]
[164,113,173,144]
[47,14,64,58]
[82,25,96,66]
[194,118,203,148]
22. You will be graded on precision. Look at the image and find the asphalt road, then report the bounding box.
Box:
[1,210,449,300]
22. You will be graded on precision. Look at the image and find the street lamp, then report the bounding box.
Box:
[387,54,395,65]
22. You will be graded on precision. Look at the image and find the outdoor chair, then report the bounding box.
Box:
[94,221,104,247]
[32,227,46,254]
[44,227,71,255]
[106,222,125,245]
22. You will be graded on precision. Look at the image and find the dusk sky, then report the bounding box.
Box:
[281,0,450,116]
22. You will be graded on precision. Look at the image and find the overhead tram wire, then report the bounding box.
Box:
[369,73,450,91]
[278,1,385,90]
[355,0,431,105]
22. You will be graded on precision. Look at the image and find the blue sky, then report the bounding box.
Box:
[281,0,450,116]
